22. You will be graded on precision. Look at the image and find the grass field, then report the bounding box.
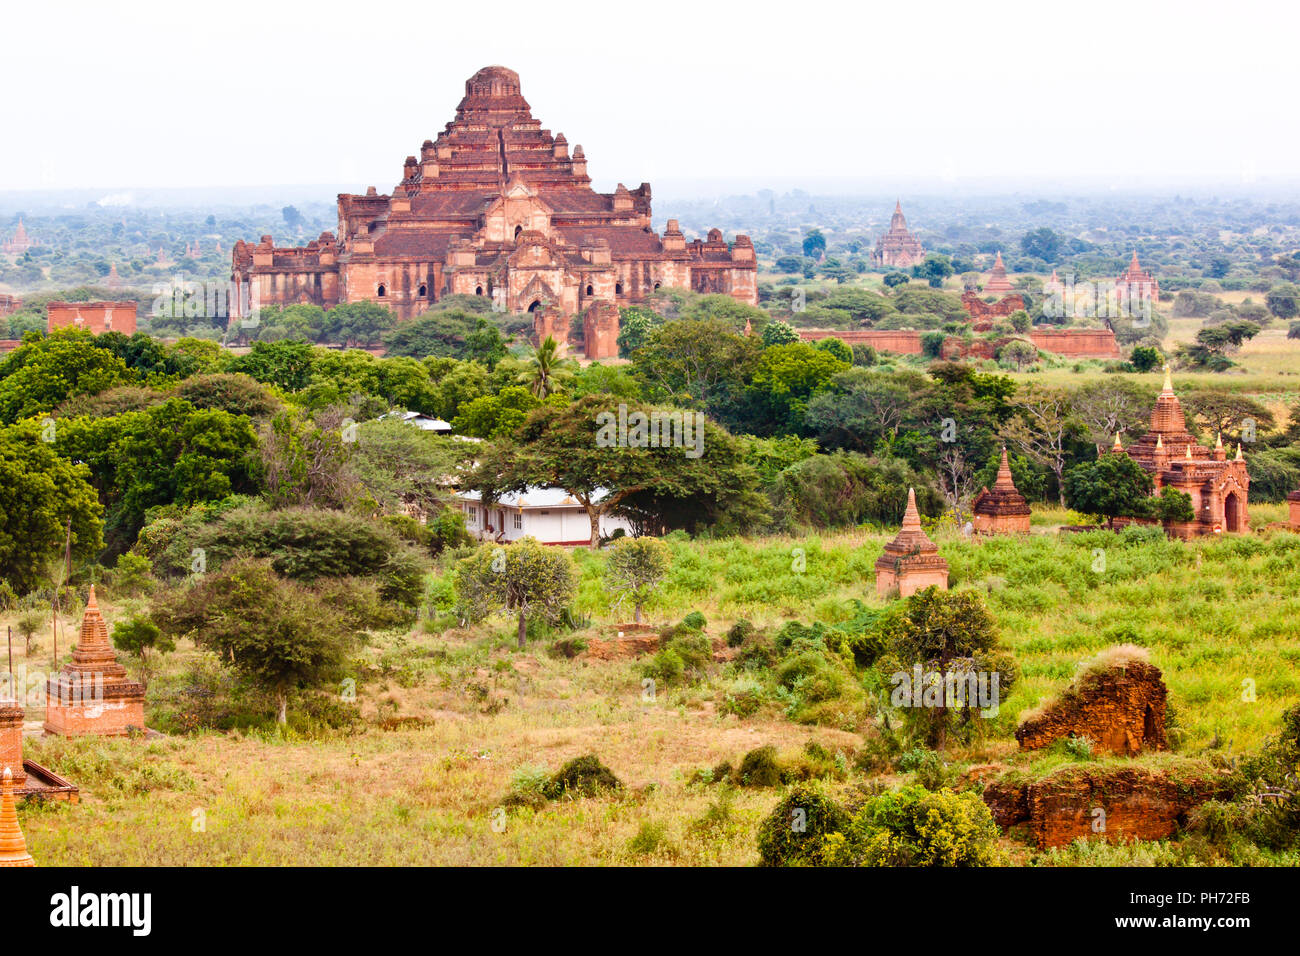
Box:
[8,511,1300,866]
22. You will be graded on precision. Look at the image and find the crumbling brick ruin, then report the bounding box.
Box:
[1015,645,1167,756]
[982,764,1232,848]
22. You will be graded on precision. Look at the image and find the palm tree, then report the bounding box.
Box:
[520,335,576,398]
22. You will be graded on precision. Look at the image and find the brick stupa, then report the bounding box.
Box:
[0,768,34,866]
[44,586,146,737]
[972,448,1032,534]
[985,251,1014,295]
[875,488,949,597]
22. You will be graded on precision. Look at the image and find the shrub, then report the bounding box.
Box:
[726,619,755,647]
[737,745,783,787]
[896,747,949,791]
[682,610,707,631]
[756,784,850,866]
[641,648,685,685]
[626,821,671,856]
[541,754,623,800]
[820,786,1001,867]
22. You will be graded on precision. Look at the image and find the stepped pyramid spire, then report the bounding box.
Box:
[985,250,1013,294]
[993,447,1016,490]
[0,768,34,866]
[44,584,146,737]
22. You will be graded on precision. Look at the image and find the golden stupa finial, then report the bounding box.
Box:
[1215,432,1223,450]
[1236,443,1244,461]
[1112,433,1123,451]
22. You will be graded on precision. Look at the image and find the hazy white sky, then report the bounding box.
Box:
[3,0,1297,195]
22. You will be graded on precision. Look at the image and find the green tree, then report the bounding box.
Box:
[226,340,316,392]
[1265,283,1300,320]
[327,301,396,348]
[604,536,671,623]
[1063,452,1155,527]
[749,343,849,434]
[519,335,576,398]
[452,385,543,438]
[454,538,576,648]
[913,254,954,288]
[1130,345,1161,372]
[882,272,909,288]
[802,229,826,260]
[470,395,764,547]
[111,615,174,689]
[617,307,657,357]
[760,320,799,347]
[0,431,104,592]
[152,558,361,724]
[0,328,136,424]
[878,588,1007,749]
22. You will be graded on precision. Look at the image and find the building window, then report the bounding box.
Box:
[514,225,523,241]
[653,282,660,290]
[615,282,623,295]
[513,512,522,530]
[475,285,483,296]
[377,283,386,297]
[585,284,593,296]
[528,299,542,313]
[418,284,427,297]
[466,506,478,524]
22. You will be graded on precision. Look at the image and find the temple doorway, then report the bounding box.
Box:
[1224,492,1241,532]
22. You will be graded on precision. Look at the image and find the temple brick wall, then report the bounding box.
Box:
[0,703,25,787]
[47,301,138,336]
[797,327,1120,360]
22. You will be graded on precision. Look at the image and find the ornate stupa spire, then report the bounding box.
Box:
[986,250,1013,294]
[973,448,1032,534]
[1236,443,1244,461]
[44,584,146,737]
[0,768,34,867]
[876,488,949,595]
[1113,433,1124,452]
[994,447,1016,490]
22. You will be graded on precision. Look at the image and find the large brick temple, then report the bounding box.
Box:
[1117,366,1250,538]
[231,66,757,358]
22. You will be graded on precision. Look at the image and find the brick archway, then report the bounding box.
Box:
[1224,491,1242,532]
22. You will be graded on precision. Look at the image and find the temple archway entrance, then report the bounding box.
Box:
[1224,491,1242,532]
[528,299,541,314]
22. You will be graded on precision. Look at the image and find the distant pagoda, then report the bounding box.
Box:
[872,200,925,269]
[972,448,1032,534]
[1117,250,1159,304]
[984,251,1014,295]
[875,488,949,597]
